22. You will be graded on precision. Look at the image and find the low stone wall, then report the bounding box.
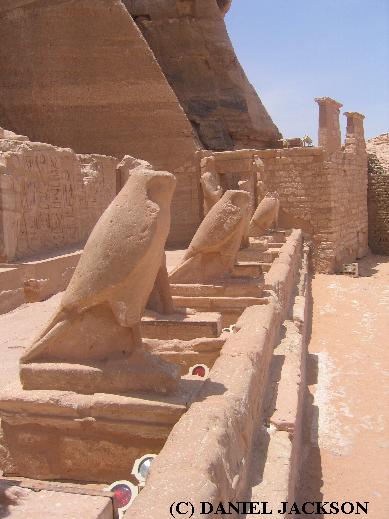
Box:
[0,138,118,262]
[127,302,282,518]
[0,249,81,314]
[265,229,303,318]
[126,233,307,519]
[368,174,389,254]
[249,245,311,517]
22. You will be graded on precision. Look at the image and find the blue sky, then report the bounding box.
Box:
[225,0,389,142]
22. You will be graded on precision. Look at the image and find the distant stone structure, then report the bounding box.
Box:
[367,134,389,254]
[197,98,369,273]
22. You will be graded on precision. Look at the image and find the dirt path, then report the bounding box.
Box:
[298,255,389,518]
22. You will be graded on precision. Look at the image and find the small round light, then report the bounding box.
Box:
[105,480,138,513]
[138,456,154,480]
[192,365,206,377]
[189,364,209,378]
[112,484,132,509]
[131,454,158,484]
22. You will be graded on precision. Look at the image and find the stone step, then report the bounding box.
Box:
[237,248,279,263]
[170,280,264,298]
[172,296,268,328]
[259,262,272,273]
[262,230,288,243]
[141,311,222,340]
[233,261,263,277]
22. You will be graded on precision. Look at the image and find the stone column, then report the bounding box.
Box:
[315,97,343,153]
[344,112,366,153]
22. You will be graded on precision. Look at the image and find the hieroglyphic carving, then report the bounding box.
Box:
[0,141,118,261]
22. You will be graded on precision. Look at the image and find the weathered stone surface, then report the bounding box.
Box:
[20,166,180,394]
[365,134,389,254]
[0,138,118,262]
[249,193,280,237]
[126,0,281,150]
[147,253,175,315]
[0,0,198,168]
[0,0,202,244]
[367,133,389,173]
[315,97,343,154]
[169,190,250,284]
[0,479,113,519]
[0,127,28,142]
[200,156,223,215]
[126,301,282,519]
[0,383,194,482]
[368,173,389,254]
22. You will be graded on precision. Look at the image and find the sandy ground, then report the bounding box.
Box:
[0,293,62,389]
[298,254,389,518]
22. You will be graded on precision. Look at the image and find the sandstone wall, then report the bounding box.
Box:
[0,0,202,244]
[367,134,389,173]
[0,138,117,262]
[368,174,389,255]
[201,143,368,273]
[255,146,367,272]
[125,0,281,151]
[367,134,389,255]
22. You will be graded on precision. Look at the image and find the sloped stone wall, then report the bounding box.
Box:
[0,0,202,245]
[126,0,281,150]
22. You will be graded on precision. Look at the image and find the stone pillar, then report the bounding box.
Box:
[315,97,343,153]
[344,112,366,153]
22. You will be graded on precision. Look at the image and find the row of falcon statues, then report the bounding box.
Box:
[20,156,279,395]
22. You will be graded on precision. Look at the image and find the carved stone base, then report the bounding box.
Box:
[20,348,179,394]
[0,380,200,483]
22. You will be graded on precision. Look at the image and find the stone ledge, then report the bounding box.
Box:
[126,301,282,518]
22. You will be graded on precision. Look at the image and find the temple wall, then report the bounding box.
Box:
[0,138,118,262]
[368,174,389,255]
[201,143,368,273]
[198,100,369,274]
[258,146,368,273]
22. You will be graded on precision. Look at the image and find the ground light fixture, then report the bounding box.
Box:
[189,363,210,377]
[105,480,138,518]
[132,453,158,486]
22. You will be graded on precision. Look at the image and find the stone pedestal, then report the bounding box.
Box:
[0,380,200,483]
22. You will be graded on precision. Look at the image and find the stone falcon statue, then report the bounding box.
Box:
[169,190,250,284]
[200,155,223,215]
[20,165,179,394]
[249,192,280,238]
